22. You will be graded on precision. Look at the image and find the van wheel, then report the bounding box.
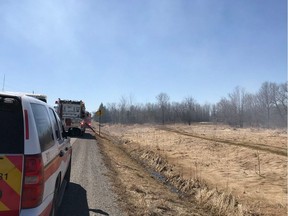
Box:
[50,177,61,216]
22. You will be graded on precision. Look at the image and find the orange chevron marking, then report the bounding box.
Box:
[0,201,9,211]
[1,156,22,194]
[0,155,22,214]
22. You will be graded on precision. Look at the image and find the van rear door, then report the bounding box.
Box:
[0,95,24,216]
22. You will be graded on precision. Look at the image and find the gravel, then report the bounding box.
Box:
[58,132,127,216]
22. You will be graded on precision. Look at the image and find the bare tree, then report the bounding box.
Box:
[156,93,170,125]
[278,82,288,113]
[201,103,211,122]
[118,96,128,123]
[170,102,182,123]
[243,93,262,127]
[96,82,286,128]
[211,104,217,122]
[228,86,247,127]
[270,82,287,124]
[216,98,234,125]
[257,82,275,128]
[182,97,195,125]
[106,103,118,123]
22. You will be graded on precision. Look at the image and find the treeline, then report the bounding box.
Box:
[93,82,287,128]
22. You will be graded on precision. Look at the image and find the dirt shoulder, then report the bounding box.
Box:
[96,133,210,216]
[95,123,287,216]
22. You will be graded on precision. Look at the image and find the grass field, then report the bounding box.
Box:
[99,123,287,215]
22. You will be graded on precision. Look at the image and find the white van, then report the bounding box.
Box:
[0,92,72,216]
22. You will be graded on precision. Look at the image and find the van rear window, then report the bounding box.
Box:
[0,96,24,154]
[31,103,54,151]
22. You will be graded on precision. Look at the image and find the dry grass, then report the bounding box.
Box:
[129,146,245,215]
[98,123,287,215]
[96,132,208,215]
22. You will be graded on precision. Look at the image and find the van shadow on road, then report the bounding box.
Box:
[81,132,96,140]
[58,183,109,216]
[69,131,96,140]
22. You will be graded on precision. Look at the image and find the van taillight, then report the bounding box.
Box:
[22,154,44,208]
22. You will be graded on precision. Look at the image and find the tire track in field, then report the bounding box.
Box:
[159,126,287,157]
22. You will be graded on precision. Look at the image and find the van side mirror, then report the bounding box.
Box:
[62,125,72,138]
[62,130,69,138]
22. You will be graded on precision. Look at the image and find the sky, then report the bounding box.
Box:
[0,0,286,112]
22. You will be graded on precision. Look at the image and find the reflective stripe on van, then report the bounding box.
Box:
[0,155,23,216]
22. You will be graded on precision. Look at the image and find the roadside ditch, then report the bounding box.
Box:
[95,132,262,216]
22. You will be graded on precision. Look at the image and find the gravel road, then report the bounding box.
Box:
[58,132,127,216]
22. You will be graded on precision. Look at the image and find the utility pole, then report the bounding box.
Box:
[99,114,101,136]
[2,74,5,91]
